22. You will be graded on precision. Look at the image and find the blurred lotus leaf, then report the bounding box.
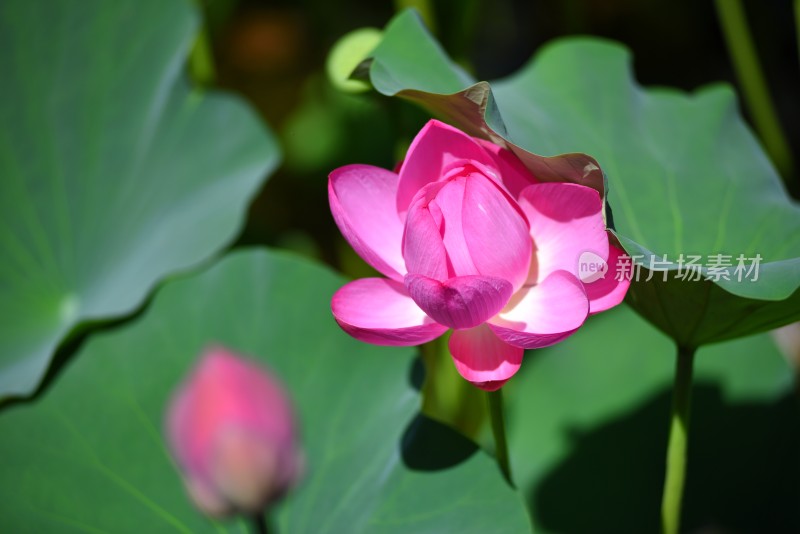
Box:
[327,27,384,93]
[0,0,280,398]
[0,249,532,533]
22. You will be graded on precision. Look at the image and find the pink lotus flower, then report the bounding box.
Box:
[166,347,303,517]
[329,120,629,390]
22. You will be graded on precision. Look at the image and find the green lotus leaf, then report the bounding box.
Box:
[0,249,532,533]
[0,0,280,398]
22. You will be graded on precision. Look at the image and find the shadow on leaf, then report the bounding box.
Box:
[401,414,479,471]
[531,383,800,533]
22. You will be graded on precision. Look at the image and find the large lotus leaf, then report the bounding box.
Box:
[506,304,796,532]
[360,10,800,347]
[0,249,532,533]
[0,0,279,399]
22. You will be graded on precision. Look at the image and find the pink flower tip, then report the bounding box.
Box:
[165,346,303,517]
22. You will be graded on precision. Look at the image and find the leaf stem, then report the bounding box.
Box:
[661,345,696,534]
[796,0,800,65]
[486,388,513,484]
[420,334,486,439]
[189,3,216,86]
[714,0,794,180]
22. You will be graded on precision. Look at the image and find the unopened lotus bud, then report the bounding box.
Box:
[166,346,303,517]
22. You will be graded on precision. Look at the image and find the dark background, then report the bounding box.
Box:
[198,0,799,269]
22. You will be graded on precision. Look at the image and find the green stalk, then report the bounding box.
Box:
[189,1,216,86]
[661,346,696,534]
[486,388,513,484]
[420,334,487,439]
[796,0,800,65]
[714,0,794,179]
[189,30,215,86]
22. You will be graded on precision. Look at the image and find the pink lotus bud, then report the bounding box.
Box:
[166,346,303,517]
